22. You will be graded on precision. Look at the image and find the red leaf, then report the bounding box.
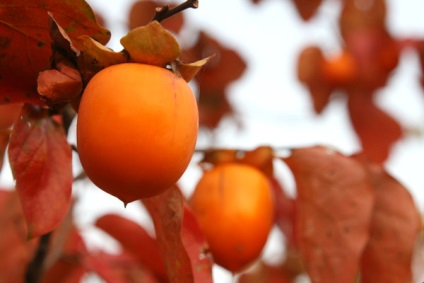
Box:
[238,261,294,283]
[8,105,73,238]
[0,189,38,283]
[129,1,184,35]
[269,177,295,247]
[143,186,213,283]
[95,214,168,282]
[348,91,402,163]
[297,46,333,114]
[0,0,110,104]
[291,0,323,21]
[355,157,421,283]
[181,203,214,283]
[283,146,374,283]
[84,252,161,283]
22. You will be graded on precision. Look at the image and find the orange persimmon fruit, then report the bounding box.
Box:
[190,163,274,272]
[76,63,198,204]
[322,51,357,86]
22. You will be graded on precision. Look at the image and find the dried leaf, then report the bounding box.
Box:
[121,21,180,67]
[283,146,374,283]
[95,214,167,281]
[0,0,110,104]
[37,60,83,104]
[76,35,128,83]
[239,146,274,176]
[200,149,239,167]
[143,186,213,283]
[348,91,402,163]
[175,55,215,82]
[238,261,294,283]
[8,105,73,238]
[355,157,421,283]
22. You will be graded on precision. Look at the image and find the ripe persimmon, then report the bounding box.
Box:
[190,163,274,272]
[322,51,357,86]
[76,63,198,204]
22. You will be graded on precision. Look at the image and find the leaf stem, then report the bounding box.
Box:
[25,233,52,283]
[151,0,199,23]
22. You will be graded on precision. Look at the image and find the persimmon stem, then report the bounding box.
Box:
[25,233,52,283]
[151,0,198,23]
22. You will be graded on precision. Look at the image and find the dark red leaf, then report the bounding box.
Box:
[197,87,233,128]
[95,214,167,282]
[283,146,374,283]
[348,91,402,164]
[297,46,333,113]
[355,156,421,283]
[291,0,323,21]
[129,1,184,34]
[143,186,213,283]
[184,32,247,90]
[8,105,73,238]
[0,0,110,104]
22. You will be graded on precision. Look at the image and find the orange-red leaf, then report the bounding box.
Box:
[348,91,402,163]
[283,146,374,283]
[0,0,110,104]
[355,157,421,283]
[95,214,167,281]
[143,186,213,283]
[8,105,73,238]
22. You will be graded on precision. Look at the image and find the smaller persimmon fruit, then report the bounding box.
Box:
[322,51,357,86]
[190,163,274,272]
[76,63,198,204]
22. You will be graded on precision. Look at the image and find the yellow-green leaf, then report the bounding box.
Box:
[120,21,180,67]
[175,55,215,82]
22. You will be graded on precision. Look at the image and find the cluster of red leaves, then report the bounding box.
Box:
[200,146,421,283]
[127,0,247,128]
[297,0,410,164]
[0,186,214,283]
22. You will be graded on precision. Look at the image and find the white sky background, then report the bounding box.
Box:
[1,0,424,282]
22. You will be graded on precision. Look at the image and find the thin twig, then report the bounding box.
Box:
[25,233,52,283]
[151,0,198,23]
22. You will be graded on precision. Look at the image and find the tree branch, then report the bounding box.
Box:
[25,233,52,283]
[151,0,198,23]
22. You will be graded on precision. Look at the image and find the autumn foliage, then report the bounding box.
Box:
[0,0,423,283]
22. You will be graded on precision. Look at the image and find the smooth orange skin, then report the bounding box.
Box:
[322,51,357,86]
[190,163,274,272]
[77,63,198,203]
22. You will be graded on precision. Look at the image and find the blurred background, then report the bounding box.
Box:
[3,0,424,282]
